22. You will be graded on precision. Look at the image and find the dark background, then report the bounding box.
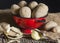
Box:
[0,0,60,12]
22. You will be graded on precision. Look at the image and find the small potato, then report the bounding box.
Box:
[31,30,40,40]
[0,22,10,33]
[29,1,38,9]
[53,26,60,33]
[32,3,48,18]
[11,4,20,14]
[19,7,31,18]
[18,1,27,7]
[45,21,58,30]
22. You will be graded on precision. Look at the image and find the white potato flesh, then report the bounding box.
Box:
[31,30,40,40]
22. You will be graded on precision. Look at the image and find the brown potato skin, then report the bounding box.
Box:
[19,7,31,18]
[32,3,48,18]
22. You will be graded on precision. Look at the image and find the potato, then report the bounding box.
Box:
[31,30,40,40]
[29,1,38,9]
[45,21,58,30]
[18,1,27,7]
[11,4,20,14]
[19,6,31,18]
[53,26,60,33]
[0,22,10,33]
[32,3,48,18]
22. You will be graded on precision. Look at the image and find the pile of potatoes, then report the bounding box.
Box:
[11,1,48,18]
[10,1,60,40]
[10,0,60,33]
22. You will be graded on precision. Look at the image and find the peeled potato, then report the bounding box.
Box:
[29,1,38,9]
[18,1,27,7]
[53,26,60,33]
[11,4,20,14]
[45,21,58,30]
[31,30,40,40]
[19,6,31,18]
[32,3,48,18]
